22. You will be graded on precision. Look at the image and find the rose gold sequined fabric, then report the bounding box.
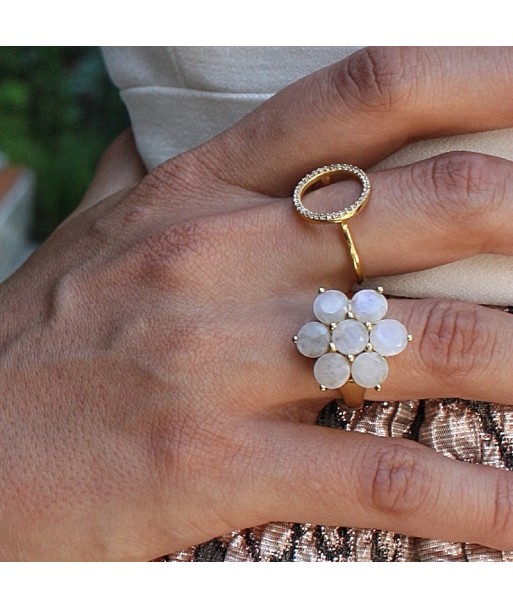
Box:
[157,398,513,562]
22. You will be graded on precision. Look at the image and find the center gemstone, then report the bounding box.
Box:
[332,319,369,355]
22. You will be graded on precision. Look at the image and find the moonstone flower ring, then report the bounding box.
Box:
[293,288,413,408]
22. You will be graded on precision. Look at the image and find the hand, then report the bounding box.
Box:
[2,47,513,560]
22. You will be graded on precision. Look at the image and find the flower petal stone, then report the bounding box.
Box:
[351,352,389,388]
[370,319,409,356]
[332,319,369,355]
[314,352,351,389]
[296,321,330,358]
[350,289,388,323]
[313,290,349,324]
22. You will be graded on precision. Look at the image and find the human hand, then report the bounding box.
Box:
[2,47,513,560]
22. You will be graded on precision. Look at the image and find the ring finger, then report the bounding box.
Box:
[240,293,512,409]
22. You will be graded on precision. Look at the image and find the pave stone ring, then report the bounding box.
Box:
[293,163,371,283]
[292,164,411,408]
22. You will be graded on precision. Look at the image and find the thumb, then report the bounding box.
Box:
[72,128,146,218]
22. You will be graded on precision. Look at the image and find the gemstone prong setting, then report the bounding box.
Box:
[294,288,410,395]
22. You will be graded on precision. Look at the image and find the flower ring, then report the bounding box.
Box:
[293,288,412,407]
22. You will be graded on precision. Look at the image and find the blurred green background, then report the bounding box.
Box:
[0,47,130,240]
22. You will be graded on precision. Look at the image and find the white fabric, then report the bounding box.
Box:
[102,47,513,305]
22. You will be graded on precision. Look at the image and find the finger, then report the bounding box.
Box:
[201,47,513,195]
[240,420,513,551]
[218,151,513,290]
[239,295,513,409]
[73,148,510,311]
[370,297,513,404]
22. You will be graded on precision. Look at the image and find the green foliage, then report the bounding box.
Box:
[0,47,130,240]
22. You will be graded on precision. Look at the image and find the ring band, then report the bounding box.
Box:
[340,223,364,285]
[293,164,371,283]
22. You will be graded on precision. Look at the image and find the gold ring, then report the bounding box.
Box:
[293,164,370,283]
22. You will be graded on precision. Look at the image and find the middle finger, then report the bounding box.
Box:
[239,151,513,291]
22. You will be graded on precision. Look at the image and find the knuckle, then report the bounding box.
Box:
[417,300,495,380]
[48,269,85,321]
[144,217,204,264]
[145,403,242,497]
[490,474,513,544]
[86,209,117,243]
[424,152,503,225]
[329,47,416,113]
[361,441,432,518]
[140,148,213,202]
[133,216,225,288]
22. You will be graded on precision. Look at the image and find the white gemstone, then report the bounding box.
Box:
[296,322,330,358]
[332,319,369,355]
[350,289,388,323]
[370,319,409,356]
[314,353,351,389]
[351,352,389,388]
[313,290,349,324]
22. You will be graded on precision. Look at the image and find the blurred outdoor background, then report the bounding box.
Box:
[0,47,129,241]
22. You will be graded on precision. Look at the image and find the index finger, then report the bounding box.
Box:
[204,47,513,195]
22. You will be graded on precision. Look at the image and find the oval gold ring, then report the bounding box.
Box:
[292,164,371,283]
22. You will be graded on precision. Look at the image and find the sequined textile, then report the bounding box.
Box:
[159,399,513,562]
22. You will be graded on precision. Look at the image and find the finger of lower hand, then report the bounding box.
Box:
[244,420,513,551]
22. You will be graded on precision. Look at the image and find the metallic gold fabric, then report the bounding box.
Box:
[157,398,513,562]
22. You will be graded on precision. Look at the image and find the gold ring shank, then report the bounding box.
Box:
[340,380,366,409]
[340,223,364,284]
[293,164,370,284]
